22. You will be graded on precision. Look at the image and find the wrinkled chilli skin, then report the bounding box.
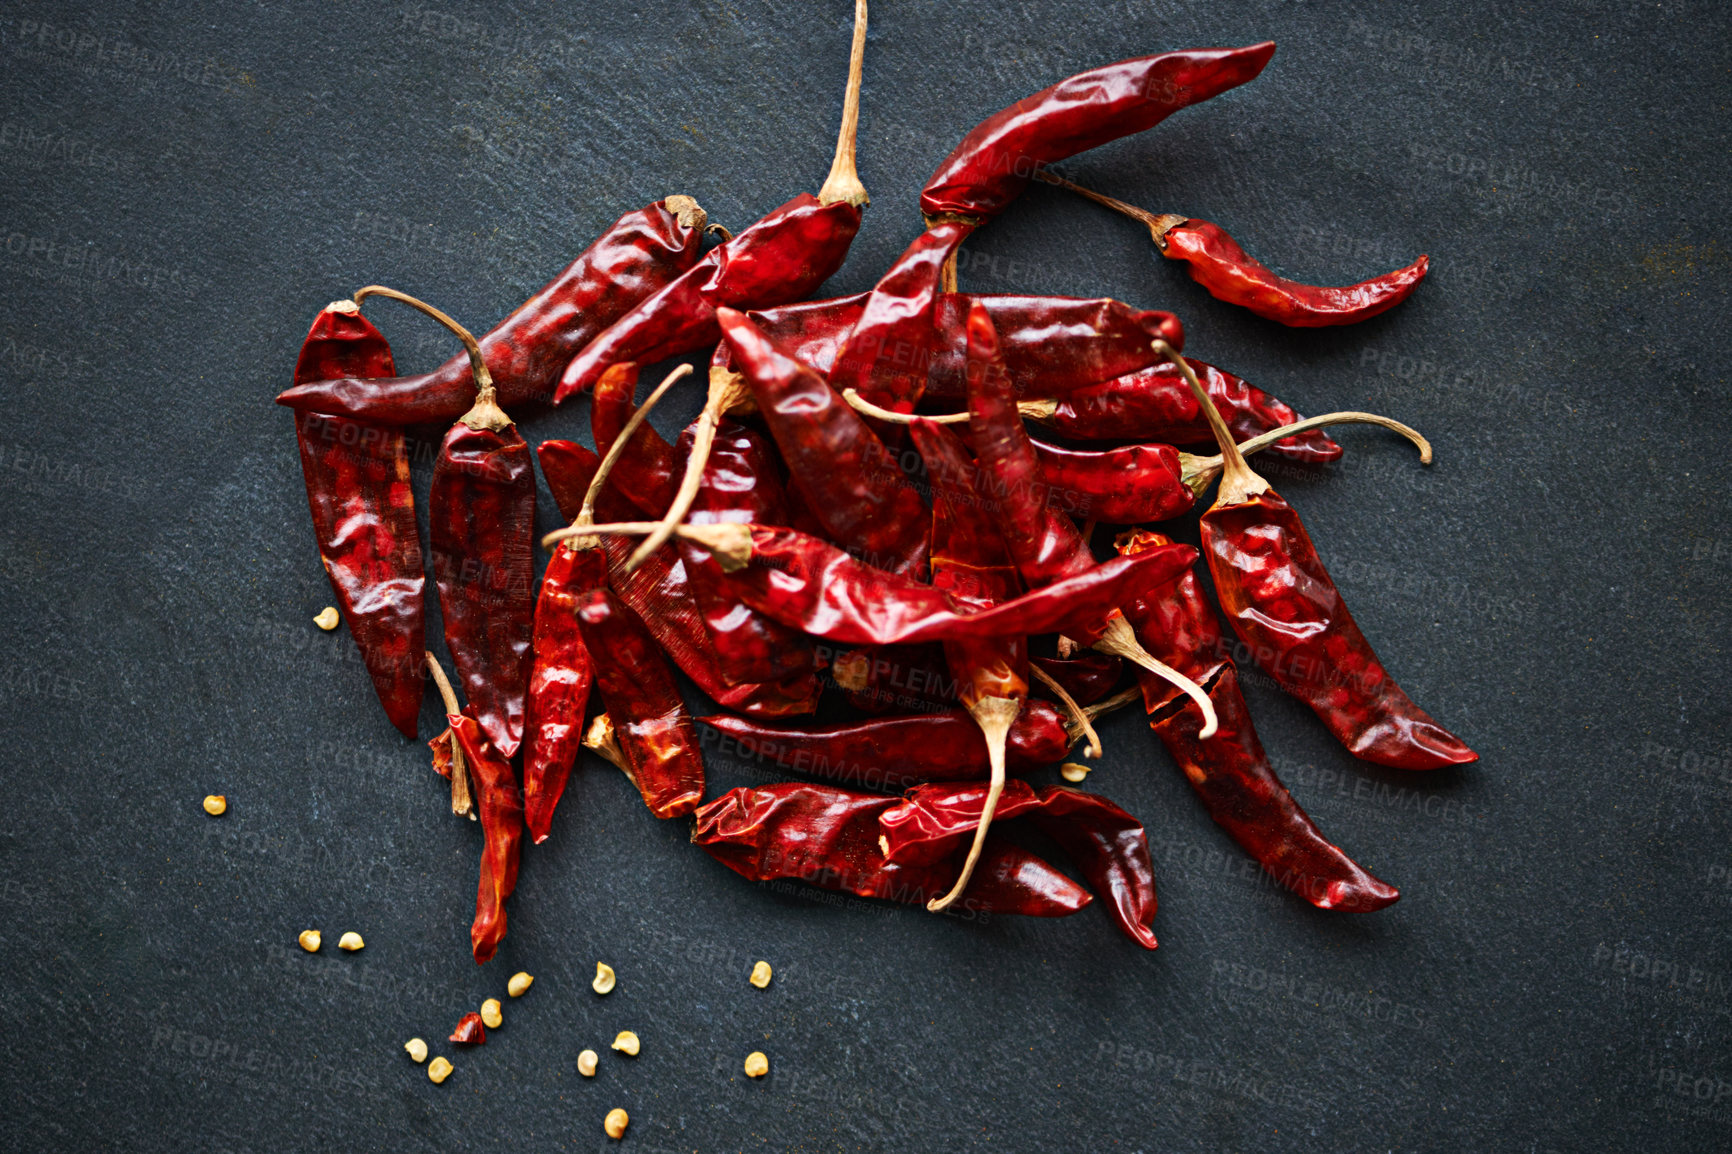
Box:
[878,781,1159,948]
[1160,218,1427,327]
[277,200,706,423]
[429,422,537,759]
[919,44,1276,220]
[590,362,679,517]
[692,782,1092,917]
[697,700,1072,792]
[1040,358,1340,464]
[450,712,523,964]
[556,195,862,401]
[1201,491,1477,770]
[523,440,605,845]
[290,304,425,738]
[1029,437,1194,524]
[926,294,1183,399]
[719,306,931,580]
[1118,529,1399,912]
[574,589,705,819]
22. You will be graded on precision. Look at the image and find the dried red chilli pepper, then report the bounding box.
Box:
[692,782,1092,918]
[448,711,523,964]
[907,415,1028,909]
[537,440,821,718]
[275,199,708,423]
[355,287,539,758]
[717,306,931,579]
[1053,176,1428,327]
[550,522,1197,649]
[1030,653,1123,707]
[1164,343,1475,770]
[919,43,1276,222]
[959,301,1218,732]
[289,301,425,738]
[522,441,605,844]
[590,362,679,517]
[1036,357,1339,464]
[574,588,705,819]
[1117,529,1397,912]
[552,0,871,402]
[673,418,815,686]
[696,699,1074,792]
[827,221,975,414]
[879,781,1158,948]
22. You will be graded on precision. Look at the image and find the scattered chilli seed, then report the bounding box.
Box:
[202,794,227,816]
[405,1038,428,1063]
[592,962,616,994]
[744,1051,769,1078]
[508,971,534,997]
[611,1030,640,1056]
[450,1012,486,1045]
[604,1108,629,1139]
[298,930,321,953]
[427,1056,453,1084]
[577,1049,598,1077]
[313,606,340,631]
[338,932,364,951]
[1059,762,1092,783]
[480,998,502,1028]
[750,961,773,988]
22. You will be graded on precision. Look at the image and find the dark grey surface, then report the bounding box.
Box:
[2,1,1727,1150]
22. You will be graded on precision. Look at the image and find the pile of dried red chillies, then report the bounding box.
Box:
[278,4,1472,960]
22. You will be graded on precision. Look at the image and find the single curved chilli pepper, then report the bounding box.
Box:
[718,306,930,579]
[591,362,679,517]
[696,699,1073,792]
[1030,653,1123,707]
[1168,348,1475,770]
[878,781,1158,948]
[523,441,606,844]
[1028,437,1194,523]
[674,419,815,686]
[691,782,1092,918]
[290,302,424,737]
[1115,528,1397,912]
[919,43,1276,221]
[537,441,821,718]
[574,589,705,819]
[628,524,1196,647]
[909,415,1028,909]
[925,294,1183,399]
[1039,358,1340,464]
[828,221,974,413]
[553,0,872,402]
[449,712,523,964]
[276,200,707,423]
[354,287,536,759]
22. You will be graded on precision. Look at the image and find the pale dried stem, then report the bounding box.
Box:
[1153,339,1266,506]
[1179,410,1433,496]
[1031,664,1101,758]
[927,695,1019,912]
[563,363,692,552]
[425,652,473,817]
[542,520,754,571]
[353,285,509,431]
[1041,172,1187,248]
[1092,616,1217,739]
[624,371,752,572]
[817,0,870,207]
[842,387,1056,424]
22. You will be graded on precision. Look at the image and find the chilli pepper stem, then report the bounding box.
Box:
[817,0,870,208]
[1179,410,1433,495]
[1092,615,1218,739]
[926,695,1019,912]
[425,652,473,817]
[624,369,755,572]
[841,388,1059,424]
[1041,171,1186,245]
[542,520,754,570]
[353,285,511,432]
[1031,664,1101,758]
[1153,340,1267,505]
[570,363,692,546]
